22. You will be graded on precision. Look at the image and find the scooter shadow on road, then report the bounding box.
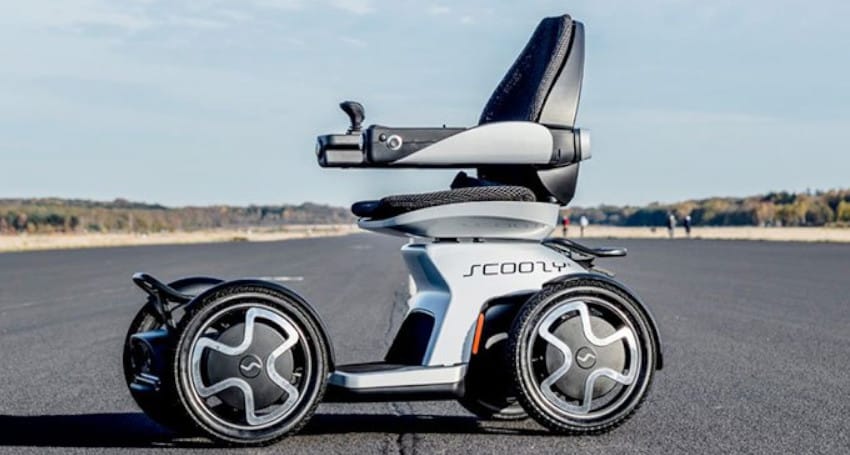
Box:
[0,413,183,448]
[0,412,548,448]
[301,413,550,437]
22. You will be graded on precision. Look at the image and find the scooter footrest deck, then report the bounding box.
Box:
[325,362,466,402]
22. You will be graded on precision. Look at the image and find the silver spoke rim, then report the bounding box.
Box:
[534,300,638,416]
[190,307,301,427]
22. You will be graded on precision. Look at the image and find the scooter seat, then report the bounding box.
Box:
[351,186,535,219]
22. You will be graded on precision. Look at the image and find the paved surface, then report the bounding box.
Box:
[1,234,849,454]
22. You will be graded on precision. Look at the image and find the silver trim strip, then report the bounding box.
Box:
[329,364,466,390]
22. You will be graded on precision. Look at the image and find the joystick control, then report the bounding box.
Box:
[339,101,365,134]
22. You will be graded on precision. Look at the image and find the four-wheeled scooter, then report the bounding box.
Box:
[123,14,663,445]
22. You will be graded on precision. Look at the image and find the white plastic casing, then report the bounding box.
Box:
[394,122,554,166]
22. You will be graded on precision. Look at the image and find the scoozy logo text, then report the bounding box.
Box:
[462,261,568,278]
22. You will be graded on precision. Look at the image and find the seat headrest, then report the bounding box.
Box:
[477,15,586,206]
[479,15,582,129]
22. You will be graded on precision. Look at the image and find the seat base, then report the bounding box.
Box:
[352,185,536,219]
[358,201,559,240]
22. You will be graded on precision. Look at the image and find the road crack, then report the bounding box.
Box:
[382,280,417,455]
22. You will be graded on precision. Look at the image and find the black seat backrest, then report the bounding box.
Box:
[479,14,581,127]
[477,14,585,205]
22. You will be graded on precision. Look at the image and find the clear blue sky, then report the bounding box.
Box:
[1,0,848,208]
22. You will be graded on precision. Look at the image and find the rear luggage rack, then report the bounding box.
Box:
[543,237,627,258]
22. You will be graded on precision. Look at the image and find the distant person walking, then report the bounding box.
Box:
[562,216,570,237]
[666,213,676,238]
[683,215,692,237]
[579,215,589,238]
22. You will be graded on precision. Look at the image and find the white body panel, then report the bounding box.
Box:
[394,122,553,166]
[403,241,586,366]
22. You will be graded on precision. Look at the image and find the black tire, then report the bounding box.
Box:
[459,356,527,420]
[171,283,329,446]
[459,308,527,421]
[123,302,194,433]
[122,277,222,434]
[509,277,656,434]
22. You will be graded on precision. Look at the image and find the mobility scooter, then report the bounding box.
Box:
[123,13,663,445]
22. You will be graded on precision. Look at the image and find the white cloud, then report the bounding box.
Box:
[165,15,228,29]
[330,0,374,15]
[459,15,475,25]
[339,35,367,47]
[0,1,155,31]
[250,0,305,11]
[0,0,242,33]
[427,5,451,15]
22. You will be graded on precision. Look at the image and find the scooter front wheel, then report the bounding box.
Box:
[172,283,329,445]
[509,277,656,434]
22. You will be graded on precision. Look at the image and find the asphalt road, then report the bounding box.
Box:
[1,234,849,454]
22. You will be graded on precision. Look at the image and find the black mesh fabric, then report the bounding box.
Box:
[478,15,573,125]
[477,14,579,205]
[351,186,536,219]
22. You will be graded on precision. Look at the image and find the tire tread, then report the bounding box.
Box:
[171,284,329,446]
[508,277,656,434]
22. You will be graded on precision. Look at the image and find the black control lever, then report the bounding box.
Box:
[339,101,365,134]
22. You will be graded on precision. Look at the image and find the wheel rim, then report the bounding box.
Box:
[187,303,311,430]
[525,288,643,421]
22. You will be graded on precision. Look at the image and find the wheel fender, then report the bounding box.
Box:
[167,276,225,296]
[543,273,664,370]
[188,279,335,369]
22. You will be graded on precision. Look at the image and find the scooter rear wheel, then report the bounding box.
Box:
[123,277,222,433]
[123,303,194,433]
[459,310,527,421]
[172,283,329,445]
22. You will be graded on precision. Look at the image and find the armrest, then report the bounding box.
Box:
[366,125,466,164]
[316,133,363,167]
[315,126,465,168]
[316,121,590,168]
[313,100,589,168]
[316,122,590,168]
[391,122,554,167]
[374,122,590,167]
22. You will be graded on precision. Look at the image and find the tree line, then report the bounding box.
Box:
[0,198,354,234]
[565,189,850,227]
[4,189,849,235]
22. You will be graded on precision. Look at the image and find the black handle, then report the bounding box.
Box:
[339,101,365,133]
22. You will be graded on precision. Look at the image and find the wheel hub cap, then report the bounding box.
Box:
[536,300,638,415]
[574,346,597,369]
[238,355,263,378]
[190,307,301,427]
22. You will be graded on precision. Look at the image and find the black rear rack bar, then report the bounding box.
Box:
[543,238,627,258]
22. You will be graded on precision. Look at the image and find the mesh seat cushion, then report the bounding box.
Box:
[351,186,536,219]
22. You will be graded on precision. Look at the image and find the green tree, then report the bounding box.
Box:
[805,200,835,226]
[837,201,850,222]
